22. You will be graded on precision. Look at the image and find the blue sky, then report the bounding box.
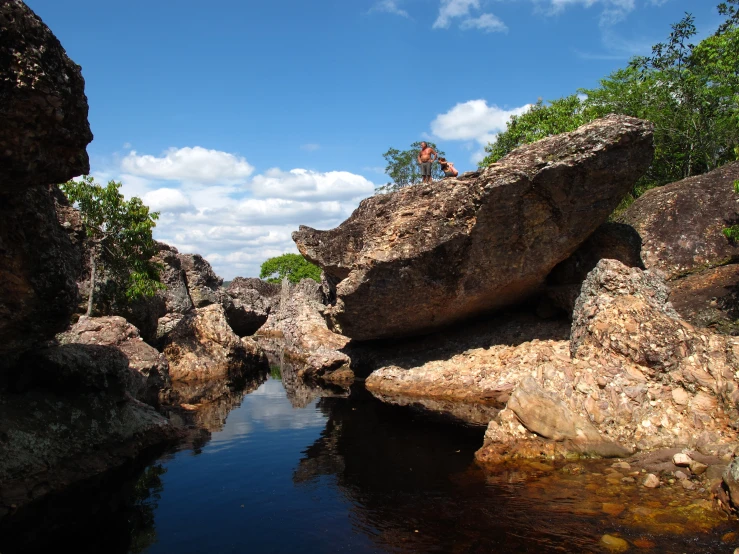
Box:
[26,0,719,279]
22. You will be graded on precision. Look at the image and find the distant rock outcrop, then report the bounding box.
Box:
[0,0,92,190]
[294,115,654,340]
[225,277,280,337]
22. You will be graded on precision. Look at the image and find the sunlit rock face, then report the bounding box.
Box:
[294,115,654,340]
[0,0,92,190]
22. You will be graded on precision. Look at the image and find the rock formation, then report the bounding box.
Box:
[294,115,654,340]
[255,279,352,383]
[56,316,171,406]
[0,0,93,190]
[163,304,267,382]
[225,277,280,337]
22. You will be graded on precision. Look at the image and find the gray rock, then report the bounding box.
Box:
[723,458,739,508]
[224,277,279,337]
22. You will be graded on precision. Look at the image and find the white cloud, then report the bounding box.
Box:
[537,0,637,25]
[430,99,531,145]
[251,168,375,201]
[100,152,377,279]
[300,143,320,151]
[433,0,479,29]
[369,0,410,17]
[142,188,195,214]
[121,146,255,185]
[460,13,508,32]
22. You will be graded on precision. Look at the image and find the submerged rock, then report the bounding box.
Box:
[294,115,654,340]
[163,304,267,382]
[0,0,93,190]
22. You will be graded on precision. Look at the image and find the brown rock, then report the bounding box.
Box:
[0,0,93,190]
[0,186,82,366]
[643,473,660,488]
[618,161,739,279]
[224,277,279,337]
[294,115,654,340]
[669,263,739,335]
[57,316,171,406]
[163,304,267,382]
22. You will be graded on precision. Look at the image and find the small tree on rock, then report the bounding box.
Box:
[60,175,164,316]
[259,253,321,284]
[377,141,446,193]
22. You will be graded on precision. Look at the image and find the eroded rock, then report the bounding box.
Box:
[0,0,93,190]
[294,115,654,340]
[224,277,279,337]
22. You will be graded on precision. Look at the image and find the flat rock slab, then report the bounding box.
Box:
[294,115,653,340]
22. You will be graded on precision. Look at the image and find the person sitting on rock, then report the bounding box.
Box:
[438,157,458,178]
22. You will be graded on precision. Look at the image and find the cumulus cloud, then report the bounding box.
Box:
[251,168,375,201]
[459,13,508,32]
[369,0,410,17]
[142,188,195,214]
[430,99,531,145]
[121,146,255,185]
[103,151,376,279]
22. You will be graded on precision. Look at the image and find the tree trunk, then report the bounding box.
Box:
[86,249,96,317]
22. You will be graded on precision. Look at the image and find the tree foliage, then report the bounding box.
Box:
[60,175,163,315]
[478,2,739,209]
[377,141,447,193]
[259,253,321,284]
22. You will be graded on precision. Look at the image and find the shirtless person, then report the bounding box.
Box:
[416,142,437,184]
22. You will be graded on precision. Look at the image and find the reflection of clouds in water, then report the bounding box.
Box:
[210,379,326,446]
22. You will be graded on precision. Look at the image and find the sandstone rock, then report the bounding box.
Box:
[600,534,629,552]
[179,253,224,308]
[0,186,81,366]
[673,452,692,467]
[224,277,279,337]
[669,264,739,335]
[294,115,654,340]
[0,0,92,190]
[643,473,660,488]
[256,279,352,382]
[56,316,170,406]
[723,458,739,509]
[618,162,739,279]
[163,304,267,382]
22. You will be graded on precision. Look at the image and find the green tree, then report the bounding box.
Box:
[377,141,447,193]
[478,95,592,167]
[259,253,321,284]
[60,175,164,316]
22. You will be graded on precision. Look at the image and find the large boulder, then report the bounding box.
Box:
[0,0,92,190]
[56,316,171,406]
[294,115,654,340]
[163,304,267,382]
[179,253,224,308]
[0,185,82,366]
[255,279,352,383]
[669,264,739,335]
[224,277,279,337]
[618,162,739,280]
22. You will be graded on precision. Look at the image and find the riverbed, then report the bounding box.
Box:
[2,371,738,553]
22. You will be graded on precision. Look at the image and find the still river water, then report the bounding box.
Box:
[2,363,738,554]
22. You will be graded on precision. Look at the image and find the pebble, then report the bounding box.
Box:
[681,479,696,490]
[673,452,692,466]
[600,534,629,552]
[690,461,708,475]
[643,473,660,488]
[674,470,688,480]
[611,461,630,470]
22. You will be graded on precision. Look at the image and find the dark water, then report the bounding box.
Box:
[2,368,737,554]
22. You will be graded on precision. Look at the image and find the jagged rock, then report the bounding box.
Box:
[669,264,739,335]
[618,162,739,279]
[723,458,739,509]
[294,115,654,340]
[0,186,81,366]
[163,304,267,382]
[56,316,171,406]
[224,277,279,337]
[255,279,352,382]
[0,0,93,190]
[179,253,224,308]
[545,222,644,315]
